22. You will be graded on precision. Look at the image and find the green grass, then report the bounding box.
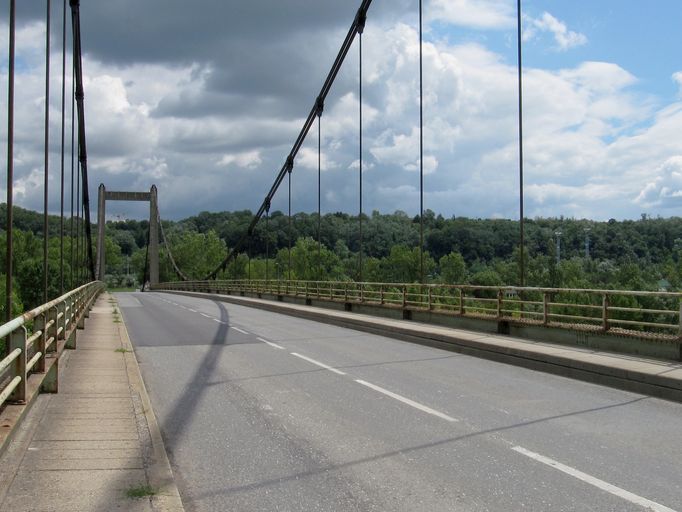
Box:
[114,347,130,353]
[125,484,156,499]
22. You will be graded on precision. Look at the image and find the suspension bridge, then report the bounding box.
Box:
[1,1,682,511]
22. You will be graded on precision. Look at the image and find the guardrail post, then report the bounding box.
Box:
[678,299,682,339]
[66,292,77,349]
[46,306,59,354]
[428,287,433,310]
[380,285,384,305]
[459,289,465,315]
[602,294,610,332]
[497,290,503,318]
[402,286,407,308]
[9,327,28,403]
[344,282,349,302]
[84,290,91,318]
[77,289,86,329]
[57,301,66,341]
[34,312,47,373]
[360,283,365,303]
[543,292,549,326]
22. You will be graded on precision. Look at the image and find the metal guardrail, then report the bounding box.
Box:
[153,280,682,340]
[0,281,104,409]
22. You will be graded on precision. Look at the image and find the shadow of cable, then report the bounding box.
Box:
[191,395,648,500]
[157,300,231,453]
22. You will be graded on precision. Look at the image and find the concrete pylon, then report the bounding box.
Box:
[95,183,160,285]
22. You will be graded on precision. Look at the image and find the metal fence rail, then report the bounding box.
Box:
[153,280,682,340]
[0,281,103,409]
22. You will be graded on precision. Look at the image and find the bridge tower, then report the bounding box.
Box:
[96,184,159,285]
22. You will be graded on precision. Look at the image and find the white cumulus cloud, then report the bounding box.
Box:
[673,71,682,96]
[636,156,682,208]
[525,12,587,51]
[428,0,515,29]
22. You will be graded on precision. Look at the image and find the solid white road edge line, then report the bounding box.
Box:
[200,313,211,318]
[257,337,285,350]
[511,446,677,512]
[232,327,249,335]
[291,352,347,375]
[355,379,458,422]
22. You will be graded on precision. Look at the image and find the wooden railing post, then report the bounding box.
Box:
[428,286,433,310]
[497,289,503,319]
[459,289,465,315]
[402,286,407,308]
[602,294,610,332]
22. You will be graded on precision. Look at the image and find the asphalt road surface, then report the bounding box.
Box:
[118,292,682,512]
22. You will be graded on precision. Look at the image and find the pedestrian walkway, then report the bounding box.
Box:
[0,292,184,512]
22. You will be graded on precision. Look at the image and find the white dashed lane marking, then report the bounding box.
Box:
[511,446,677,512]
[291,353,347,375]
[354,379,458,422]
[257,337,284,350]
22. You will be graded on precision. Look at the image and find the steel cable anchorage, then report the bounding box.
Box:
[202,0,373,281]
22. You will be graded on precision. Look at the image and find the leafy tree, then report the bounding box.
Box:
[439,251,466,284]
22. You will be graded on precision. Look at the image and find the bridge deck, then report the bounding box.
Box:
[0,293,183,512]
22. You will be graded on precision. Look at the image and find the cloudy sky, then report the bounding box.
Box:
[1,0,682,221]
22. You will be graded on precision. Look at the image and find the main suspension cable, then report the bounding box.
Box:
[70,0,95,281]
[203,0,373,280]
[157,211,189,281]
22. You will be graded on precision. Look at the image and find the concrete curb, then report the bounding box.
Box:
[116,299,186,512]
[162,290,682,404]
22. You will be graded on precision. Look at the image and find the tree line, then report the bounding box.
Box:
[3,204,682,317]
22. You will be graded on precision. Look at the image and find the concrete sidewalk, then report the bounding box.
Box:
[0,293,184,512]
